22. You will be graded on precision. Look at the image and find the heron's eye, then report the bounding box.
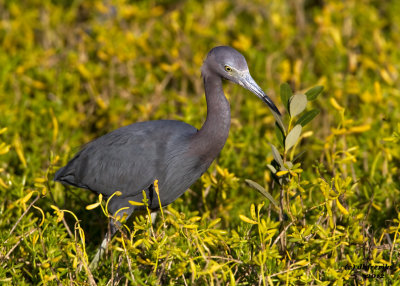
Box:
[224,65,232,72]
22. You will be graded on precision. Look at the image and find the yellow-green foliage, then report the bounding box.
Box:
[0,0,399,285]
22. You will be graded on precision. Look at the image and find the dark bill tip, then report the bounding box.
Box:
[260,93,281,116]
[242,74,281,116]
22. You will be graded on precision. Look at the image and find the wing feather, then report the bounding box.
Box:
[54,120,197,199]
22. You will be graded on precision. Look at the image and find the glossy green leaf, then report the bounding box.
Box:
[296,109,320,126]
[280,82,292,111]
[305,85,324,101]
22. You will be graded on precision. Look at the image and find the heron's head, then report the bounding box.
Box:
[202,46,281,115]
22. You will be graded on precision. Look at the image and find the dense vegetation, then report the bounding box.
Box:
[1,0,399,284]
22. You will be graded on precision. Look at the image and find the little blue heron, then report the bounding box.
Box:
[54,46,280,266]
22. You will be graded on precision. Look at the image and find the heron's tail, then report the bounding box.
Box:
[53,166,66,182]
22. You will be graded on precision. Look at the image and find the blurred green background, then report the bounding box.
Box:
[0,0,399,284]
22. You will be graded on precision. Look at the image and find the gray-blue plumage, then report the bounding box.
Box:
[55,120,205,213]
[54,46,280,266]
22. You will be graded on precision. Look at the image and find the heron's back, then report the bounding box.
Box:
[54,120,208,213]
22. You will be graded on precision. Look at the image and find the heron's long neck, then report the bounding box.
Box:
[193,74,231,160]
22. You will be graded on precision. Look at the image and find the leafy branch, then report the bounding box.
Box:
[247,83,323,254]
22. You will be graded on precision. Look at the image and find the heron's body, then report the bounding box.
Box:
[55,120,217,213]
[54,46,280,267]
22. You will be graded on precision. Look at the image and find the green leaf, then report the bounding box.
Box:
[267,164,277,174]
[280,83,292,111]
[269,143,284,168]
[273,110,286,133]
[289,94,307,117]
[245,179,279,208]
[293,150,306,163]
[296,109,320,126]
[285,124,302,151]
[305,85,324,101]
[284,161,293,169]
[275,122,285,148]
